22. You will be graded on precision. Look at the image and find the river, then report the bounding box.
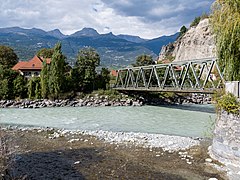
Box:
[0,104,216,138]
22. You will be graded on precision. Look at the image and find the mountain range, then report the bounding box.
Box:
[0,27,178,67]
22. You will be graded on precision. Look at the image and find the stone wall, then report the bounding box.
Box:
[209,111,240,178]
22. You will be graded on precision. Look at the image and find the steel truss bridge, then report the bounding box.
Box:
[113,58,225,94]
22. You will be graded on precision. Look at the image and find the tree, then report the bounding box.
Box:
[37,48,54,58]
[0,45,18,68]
[48,42,66,98]
[0,65,19,99]
[74,47,100,92]
[40,59,49,98]
[190,17,201,27]
[190,13,209,28]
[34,78,41,99]
[95,68,110,90]
[178,26,187,39]
[211,0,240,81]
[133,54,154,67]
[27,77,41,99]
[27,78,35,99]
[13,75,27,99]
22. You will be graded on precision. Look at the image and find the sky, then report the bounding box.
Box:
[0,0,215,39]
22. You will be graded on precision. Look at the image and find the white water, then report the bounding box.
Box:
[0,105,215,137]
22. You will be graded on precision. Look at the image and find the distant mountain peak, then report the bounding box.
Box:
[70,27,99,37]
[47,29,65,39]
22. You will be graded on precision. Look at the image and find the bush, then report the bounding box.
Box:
[216,93,240,114]
[190,17,201,27]
[190,13,209,27]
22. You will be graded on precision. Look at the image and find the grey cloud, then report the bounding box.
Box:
[0,0,214,39]
[101,0,214,24]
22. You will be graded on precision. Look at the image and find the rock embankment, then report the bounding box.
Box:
[183,94,212,104]
[0,96,143,109]
[0,93,212,108]
[145,93,212,106]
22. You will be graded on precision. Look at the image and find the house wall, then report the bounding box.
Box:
[20,70,41,77]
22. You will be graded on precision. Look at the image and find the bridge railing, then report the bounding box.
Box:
[113,58,225,93]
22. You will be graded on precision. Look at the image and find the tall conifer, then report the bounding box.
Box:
[40,59,49,98]
[48,42,65,99]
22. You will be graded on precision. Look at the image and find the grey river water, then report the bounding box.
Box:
[0,104,216,138]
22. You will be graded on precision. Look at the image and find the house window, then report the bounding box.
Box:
[23,71,31,76]
[34,72,40,76]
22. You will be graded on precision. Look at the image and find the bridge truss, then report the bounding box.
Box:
[113,58,225,93]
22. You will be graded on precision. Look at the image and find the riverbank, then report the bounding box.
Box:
[0,92,212,109]
[0,127,227,179]
[0,97,143,109]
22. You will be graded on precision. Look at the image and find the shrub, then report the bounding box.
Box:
[190,17,201,27]
[190,13,209,27]
[216,93,240,114]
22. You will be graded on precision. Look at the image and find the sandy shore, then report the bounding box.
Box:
[0,126,227,179]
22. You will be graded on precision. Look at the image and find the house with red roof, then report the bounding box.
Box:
[110,70,118,77]
[12,55,51,77]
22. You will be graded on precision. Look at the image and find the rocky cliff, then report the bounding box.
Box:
[158,19,216,62]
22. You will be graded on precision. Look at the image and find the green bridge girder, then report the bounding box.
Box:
[113,58,225,94]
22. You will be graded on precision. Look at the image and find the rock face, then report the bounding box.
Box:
[159,19,216,62]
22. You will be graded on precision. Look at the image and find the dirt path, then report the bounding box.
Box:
[0,129,227,180]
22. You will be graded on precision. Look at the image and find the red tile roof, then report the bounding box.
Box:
[111,70,118,77]
[12,55,51,71]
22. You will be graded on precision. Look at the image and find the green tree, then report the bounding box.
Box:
[95,68,111,90]
[27,77,41,99]
[0,45,18,68]
[48,42,66,98]
[37,48,54,58]
[28,78,35,99]
[34,78,41,99]
[13,75,27,99]
[190,16,201,27]
[178,26,187,39]
[0,65,18,99]
[190,13,209,28]
[0,79,10,99]
[133,54,154,67]
[74,47,100,92]
[40,59,49,98]
[211,0,240,81]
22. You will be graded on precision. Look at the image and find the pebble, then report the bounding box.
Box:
[85,130,200,151]
[205,158,213,163]
[2,127,201,152]
[68,139,80,143]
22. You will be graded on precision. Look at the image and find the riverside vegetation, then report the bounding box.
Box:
[0,42,165,103]
[0,43,112,101]
[210,0,240,113]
